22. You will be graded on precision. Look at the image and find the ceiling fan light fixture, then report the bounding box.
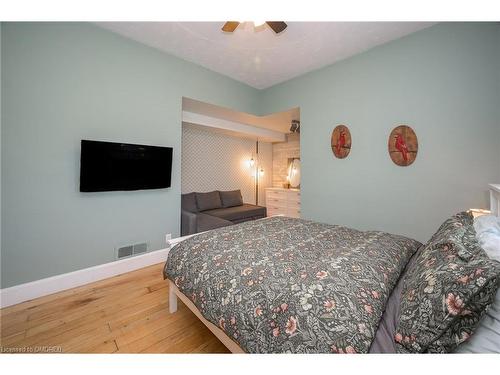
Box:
[222,21,287,34]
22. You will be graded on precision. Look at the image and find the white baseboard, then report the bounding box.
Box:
[0,248,170,309]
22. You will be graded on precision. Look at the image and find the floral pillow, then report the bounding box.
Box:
[395,211,500,353]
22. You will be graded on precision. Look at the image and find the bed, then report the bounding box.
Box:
[164,209,500,353]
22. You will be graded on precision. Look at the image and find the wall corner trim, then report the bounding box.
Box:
[0,248,170,308]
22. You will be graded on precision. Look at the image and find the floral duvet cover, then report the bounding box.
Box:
[164,216,421,353]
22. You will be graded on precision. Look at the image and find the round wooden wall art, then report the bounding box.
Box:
[388,125,418,166]
[331,125,351,159]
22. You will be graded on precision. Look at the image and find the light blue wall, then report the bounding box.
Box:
[260,23,500,242]
[2,22,499,288]
[1,22,260,288]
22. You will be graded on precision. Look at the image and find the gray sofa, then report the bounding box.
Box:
[181,190,267,236]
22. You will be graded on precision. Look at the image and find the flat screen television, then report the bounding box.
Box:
[80,140,173,192]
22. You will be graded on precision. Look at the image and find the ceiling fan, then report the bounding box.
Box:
[222,21,287,34]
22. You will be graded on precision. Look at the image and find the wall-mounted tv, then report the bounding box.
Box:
[80,140,173,192]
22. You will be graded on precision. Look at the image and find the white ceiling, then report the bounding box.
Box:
[97,22,435,89]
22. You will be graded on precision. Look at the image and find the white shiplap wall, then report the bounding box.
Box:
[181,124,272,206]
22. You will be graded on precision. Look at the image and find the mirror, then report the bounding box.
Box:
[288,158,301,188]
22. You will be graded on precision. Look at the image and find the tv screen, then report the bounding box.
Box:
[80,140,173,192]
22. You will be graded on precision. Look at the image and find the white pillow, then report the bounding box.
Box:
[456,214,500,353]
[456,290,500,353]
[473,214,500,262]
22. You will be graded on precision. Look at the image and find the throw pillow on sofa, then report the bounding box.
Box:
[182,192,199,213]
[220,190,243,208]
[196,191,223,211]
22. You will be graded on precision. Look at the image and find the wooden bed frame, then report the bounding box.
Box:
[167,234,245,353]
[168,279,244,353]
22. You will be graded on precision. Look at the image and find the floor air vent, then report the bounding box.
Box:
[117,243,148,259]
[133,242,148,255]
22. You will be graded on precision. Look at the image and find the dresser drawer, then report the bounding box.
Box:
[266,190,287,200]
[287,207,301,218]
[265,196,287,208]
[287,191,301,203]
[266,188,300,218]
[267,207,287,217]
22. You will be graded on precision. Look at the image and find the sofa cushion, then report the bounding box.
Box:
[220,190,243,208]
[203,204,266,223]
[196,213,233,233]
[196,191,222,211]
[181,192,198,213]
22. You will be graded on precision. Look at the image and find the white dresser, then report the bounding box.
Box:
[265,188,301,218]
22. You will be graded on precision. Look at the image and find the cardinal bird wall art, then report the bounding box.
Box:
[388,125,418,166]
[331,125,351,159]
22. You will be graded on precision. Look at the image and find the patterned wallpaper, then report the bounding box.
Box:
[182,124,273,206]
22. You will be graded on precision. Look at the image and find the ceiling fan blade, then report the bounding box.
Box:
[222,21,240,32]
[266,21,287,34]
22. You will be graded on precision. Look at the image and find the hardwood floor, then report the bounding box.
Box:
[0,263,230,353]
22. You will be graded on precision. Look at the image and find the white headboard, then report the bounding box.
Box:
[490,184,500,217]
